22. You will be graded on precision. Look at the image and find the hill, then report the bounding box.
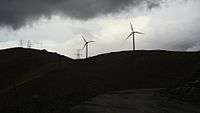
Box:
[0,47,73,92]
[0,48,200,113]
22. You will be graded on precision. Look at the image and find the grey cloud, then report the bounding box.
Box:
[0,0,162,29]
[145,0,162,10]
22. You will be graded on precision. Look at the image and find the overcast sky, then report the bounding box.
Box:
[0,0,200,58]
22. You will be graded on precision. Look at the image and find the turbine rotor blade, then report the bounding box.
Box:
[126,32,133,40]
[134,31,144,34]
[130,22,134,32]
[88,41,95,43]
[81,35,87,43]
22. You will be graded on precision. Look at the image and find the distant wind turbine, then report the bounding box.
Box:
[27,40,33,48]
[81,35,95,59]
[126,22,144,51]
[75,49,83,59]
[19,39,24,47]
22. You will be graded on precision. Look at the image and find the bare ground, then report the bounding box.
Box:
[71,89,200,113]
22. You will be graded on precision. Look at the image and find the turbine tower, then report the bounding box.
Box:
[81,35,95,59]
[126,22,144,51]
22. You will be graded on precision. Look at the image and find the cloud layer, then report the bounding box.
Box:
[0,0,199,58]
[0,0,162,29]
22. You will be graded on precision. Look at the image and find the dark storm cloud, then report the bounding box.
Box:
[0,0,162,29]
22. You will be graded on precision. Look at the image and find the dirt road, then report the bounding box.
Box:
[71,89,200,113]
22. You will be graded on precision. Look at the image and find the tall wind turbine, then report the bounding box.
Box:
[81,35,95,59]
[126,22,144,51]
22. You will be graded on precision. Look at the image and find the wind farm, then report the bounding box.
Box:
[0,0,200,113]
[0,18,199,113]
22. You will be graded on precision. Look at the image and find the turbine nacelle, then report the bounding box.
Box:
[81,35,95,48]
[126,31,144,40]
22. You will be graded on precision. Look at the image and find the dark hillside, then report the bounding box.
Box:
[77,50,200,89]
[0,48,200,113]
[0,48,73,91]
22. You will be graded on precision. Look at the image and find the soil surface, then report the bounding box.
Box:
[72,89,200,113]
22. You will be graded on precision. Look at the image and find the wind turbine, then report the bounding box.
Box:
[27,40,33,48]
[126,22,144,51]
[19,39,24,47]
[81,35,95,59]
[75,49,83,59]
